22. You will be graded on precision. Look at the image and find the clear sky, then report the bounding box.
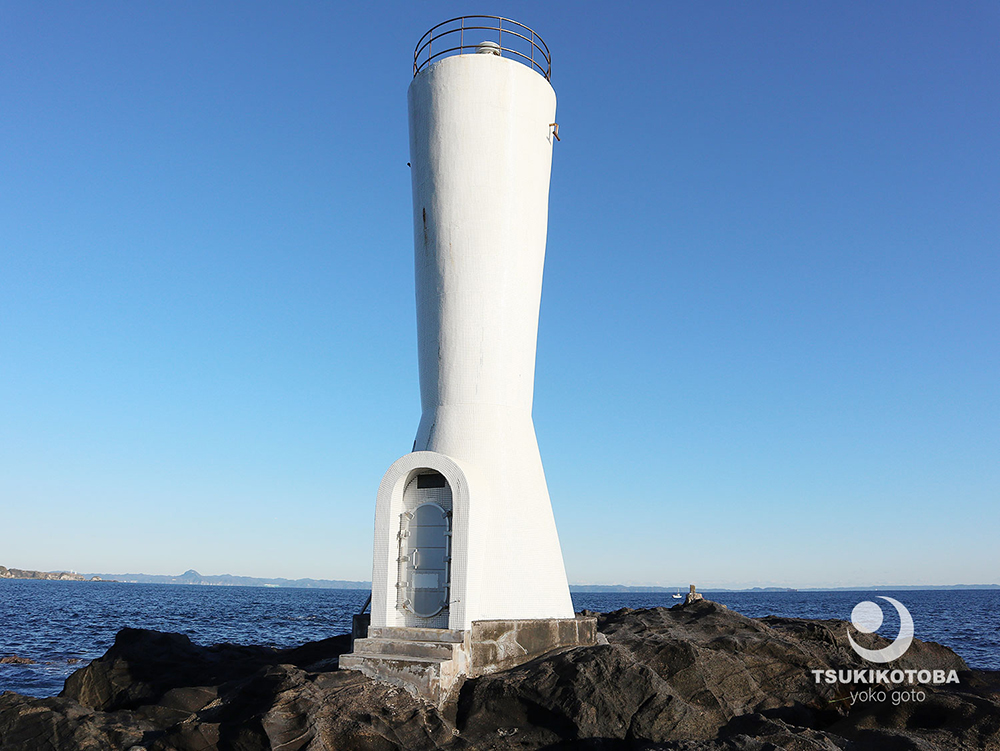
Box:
[2,2,997,589]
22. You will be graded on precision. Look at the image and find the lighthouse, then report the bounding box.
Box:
[340,17,595,703]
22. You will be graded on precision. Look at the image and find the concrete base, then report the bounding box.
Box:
[340,626,468,705]
[466,617,597,676]
[339,616,597,706]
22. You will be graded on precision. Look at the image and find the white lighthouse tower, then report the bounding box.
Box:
[341,17,595,703]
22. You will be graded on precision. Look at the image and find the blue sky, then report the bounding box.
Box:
[2,2,997,588]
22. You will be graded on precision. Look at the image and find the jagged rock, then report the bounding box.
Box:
[0,695,156,750]
[682,584,704,605]
[61,628,352,712]
[0,601,996,750]
[0,656,36,665]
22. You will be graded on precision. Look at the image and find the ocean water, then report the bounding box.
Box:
[1,581,997,699]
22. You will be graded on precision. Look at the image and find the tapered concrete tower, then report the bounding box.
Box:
[341,17,595,704]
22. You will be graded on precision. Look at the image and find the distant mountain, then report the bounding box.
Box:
[86,569,371,590]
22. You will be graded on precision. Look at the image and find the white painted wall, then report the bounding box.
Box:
[371,52,573,631]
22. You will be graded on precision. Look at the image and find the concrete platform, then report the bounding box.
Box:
[340,616,597,705]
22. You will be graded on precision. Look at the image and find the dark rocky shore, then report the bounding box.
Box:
[1,599,998,750]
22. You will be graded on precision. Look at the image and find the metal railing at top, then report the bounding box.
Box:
[413,16,551,80]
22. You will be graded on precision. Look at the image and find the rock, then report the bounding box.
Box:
[0,655,36,665]
[683,583,704,605]
[0,601,996,750]
[0,694,156,750]
[61,628,352,712]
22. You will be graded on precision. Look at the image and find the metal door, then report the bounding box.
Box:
[401,502,450,617]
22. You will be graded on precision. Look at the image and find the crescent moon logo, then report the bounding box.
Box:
[847,596,914,663]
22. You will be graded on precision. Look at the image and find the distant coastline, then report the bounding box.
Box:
[3,566,997,591]
[568,584,1000,592]
[91,569,371,589]
[0,566,103,582]
[0,566,368,589]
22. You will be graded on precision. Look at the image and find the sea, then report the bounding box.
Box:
[1,581,997,699]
